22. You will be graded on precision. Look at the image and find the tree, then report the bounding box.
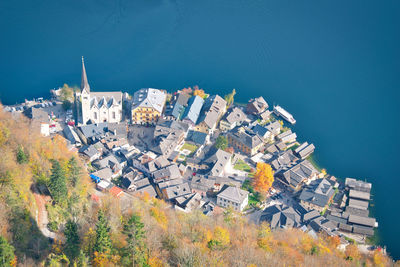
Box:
[64,220,80,260]
[48,160,68,205]
[224,88,236,107]
[16,145,28,164]
[0,236,16,267]
[207,226,230,250]
[215,136,228,151]
[76,250,89,267]
[252,162,274,193]
[68,157,81,187]
[345,243,360,261]
[94,210,112,255]
[193,88,206,99]
[123,214,147,266]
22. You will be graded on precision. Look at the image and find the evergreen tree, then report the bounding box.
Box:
[48,160,68,205]
[0,236,15,267]
[76,250,89,267]
[68,156,81,187]
[16,145,28,164]
[123,214,147,266]
[64,220,80,260]
[94,210,112,255]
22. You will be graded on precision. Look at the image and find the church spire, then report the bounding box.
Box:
[81,56,90,93]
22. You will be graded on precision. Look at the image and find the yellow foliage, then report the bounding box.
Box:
[193,89,206,98]
[213,226,230,247]
[150,207,168,230]
[373,250,389,267]
[149,256,164,267]
[253,162,274,193]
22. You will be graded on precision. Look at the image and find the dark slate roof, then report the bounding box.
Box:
[349,189,370,201]
[79,123,108,139]
[23,107,50,123]
[252,124,269,138]
[186,130,208,146]
[298,178,334,208]
[260,204,302,229]
[277,160,318,188]
[229,128,263,149]
[182,96,204,124]
[348,215,376,227]
[345,178,372,193]
[171,102,185,119]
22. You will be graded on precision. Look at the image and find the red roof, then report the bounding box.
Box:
[91,194,100,203]
[109,186,123,197]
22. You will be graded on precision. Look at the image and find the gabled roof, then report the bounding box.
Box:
[278,160,317,188]
[182,96,204,124]
[225,107,248,124]
[299,178,334,208]
[186,130,208,146]
[217,186,248,204]
[197,95,227,128]
[260,204,302,229]
[204,149,232,177]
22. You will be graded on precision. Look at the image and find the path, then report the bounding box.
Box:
[32,185,56,239]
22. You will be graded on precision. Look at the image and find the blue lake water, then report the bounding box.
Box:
[1,0,399,259]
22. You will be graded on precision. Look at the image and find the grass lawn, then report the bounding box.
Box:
[180,143,198,154]
[234,159,252,172]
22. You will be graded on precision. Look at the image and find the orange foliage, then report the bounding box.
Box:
[253,162,274,193]
[345,244,361,261]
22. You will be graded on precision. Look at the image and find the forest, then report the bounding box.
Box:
[0,105,395,267]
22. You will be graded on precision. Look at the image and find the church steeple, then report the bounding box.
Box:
[81,56,90,93]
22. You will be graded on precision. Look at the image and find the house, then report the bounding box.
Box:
[130,151,158,174]
[79,142,105,162]
[345,178,372,193]
[259,110,272,123]
[252,124,272,141]
[170,93,190,119]
[134,185,158,198]
[153,164,182,183]
[219,107,249,131]
[77,123,108,143]
[63,125,82,146]
[265,121,281,137]
[227,127,264,156]
[268,149,299,171]
[96,180,111,191]
[163,182,192,201]
[131,88,166,125]
[150,120,188,157]
[195,95,227,134]
[92,154,123,178]
[298,178,335,212]
[204,149,232,177]
[77,58,123,125]
[276,160,319,192]
[91,168,113,182]
[246,96,268,115]
[294,142,315,159]
[277,130,297,144]
[260,204,303,229]
[182,96,204,125]
[185,130,209,156]
[175,192,202,212]
[23,107,51,136]
[216,186,249,211]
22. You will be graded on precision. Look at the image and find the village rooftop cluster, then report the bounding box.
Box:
[4,58,378,248]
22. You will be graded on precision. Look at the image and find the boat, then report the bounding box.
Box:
[273,105,296,124]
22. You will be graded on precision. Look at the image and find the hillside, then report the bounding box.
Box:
[0,105,395,267]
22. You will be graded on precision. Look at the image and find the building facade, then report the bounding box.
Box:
[131,88,166,125]
[78,57,123,125]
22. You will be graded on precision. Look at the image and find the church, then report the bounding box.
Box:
[77,57,123,125]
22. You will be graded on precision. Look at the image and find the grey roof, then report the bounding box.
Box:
[23,107,50,123]
[182,96,204,124]
[247,96,268,114]
[197,95,226,128]
[175,92,190,106]
[92,154,121,170]
[132,88,166,113]
[91,168,113,181]
[349,189,370,201]
[89,92,122,109]
[348,214,376,227]
[171,102,185,119]
[259,110,272,121]
[260,204,302,229]
[309,216,336,232]
[294,142,309,154]
[252,124,270,138]
[153,164,182,182]
[297,144,315,159]
[186,130,208,146]
[265,121,281,135]
[303,209,321,222]
[204,149,232,177]
[277,160,318,188]
[158,178,184,190]
[81,57,90,93]
[135,184,157,198]
[225,107,247,124]
[164,182,192,200]
[79,142,104,158]
[348,198,369,210]
[217,186,248,204]
[151,121,187,157]
[345,206,370,217]
[228,128,263,149]
[79,123,108,139]
[299,178,334,208]
[63,125,81,144]
[268,149,298,171]
[345,178,372,193]
[352,225,374,236]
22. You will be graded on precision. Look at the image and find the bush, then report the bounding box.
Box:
[47,221,58,232]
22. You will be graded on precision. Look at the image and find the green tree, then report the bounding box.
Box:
[0,236,15,267]
[76,250,89,267]
[224,88,236,107]
[64,220,80,261]
[48,160,68,205]
[16,145,28,164]
[94,210,112,255]
[68,157,81,187]
[215,135,228,151]
[123,214,147,266]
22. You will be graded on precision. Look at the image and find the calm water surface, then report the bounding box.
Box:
[1,0,399,259]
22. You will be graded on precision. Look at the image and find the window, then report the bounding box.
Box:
[112,112,116,119]
[94,112,97,120]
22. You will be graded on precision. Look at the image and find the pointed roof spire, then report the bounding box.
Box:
[81,56,90,93]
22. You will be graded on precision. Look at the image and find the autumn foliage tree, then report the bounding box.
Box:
[252,162,274,193]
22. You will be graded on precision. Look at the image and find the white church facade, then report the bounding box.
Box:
[77,57,123,125]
